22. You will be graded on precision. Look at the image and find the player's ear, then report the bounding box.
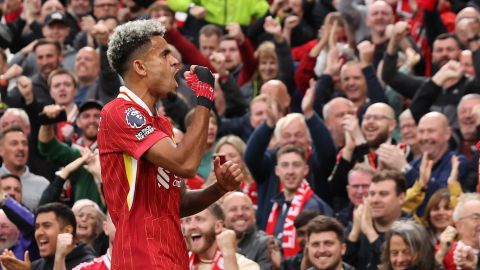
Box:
[132,59,147,76]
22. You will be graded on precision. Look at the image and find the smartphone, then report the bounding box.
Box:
[212,154,227,165]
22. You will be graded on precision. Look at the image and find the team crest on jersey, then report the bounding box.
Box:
[125,107,146,128]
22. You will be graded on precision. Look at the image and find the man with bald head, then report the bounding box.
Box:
[323,97,356,148]
[260,80,291,115]
[339,0,394,67]
[339,0,394,44]
[74,42,121,105]
[365,1,394,45]
[403,112,469,215]
[329,103,407,210]
[455,7,480,46]
[223,192,271,269]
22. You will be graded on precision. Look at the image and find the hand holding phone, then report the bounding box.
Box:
[38,105,67,125]
[212,153,227,165]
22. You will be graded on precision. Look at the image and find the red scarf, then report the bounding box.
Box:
[188,246,224,270]
[265,180,314,258]
[240,181,258,207]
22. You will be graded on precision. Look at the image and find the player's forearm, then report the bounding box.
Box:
[180,182,227,217]
[175,106,211,176]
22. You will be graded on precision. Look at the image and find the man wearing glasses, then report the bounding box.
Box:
[335,163,374,227]
[328,103,410,210]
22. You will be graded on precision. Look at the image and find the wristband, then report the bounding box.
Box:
[197,96,214,109]
[185,67,215,109]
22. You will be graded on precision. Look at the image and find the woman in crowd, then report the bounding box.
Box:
[379,219,439,270]
[422,188,456,245]
[241,17,295,102]
[72,199,108,255]
[213,135,257,208]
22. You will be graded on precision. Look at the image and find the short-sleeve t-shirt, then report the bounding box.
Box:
[98,86,188,269]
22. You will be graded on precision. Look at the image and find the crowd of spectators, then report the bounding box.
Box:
[0,0,479,269]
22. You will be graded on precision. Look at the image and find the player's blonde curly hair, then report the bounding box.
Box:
[107,19,166,77]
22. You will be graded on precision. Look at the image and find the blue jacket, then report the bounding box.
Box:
[244,113,337,229]
[218,113,254,142]
[405,149,469,215]
[2,196,39,264]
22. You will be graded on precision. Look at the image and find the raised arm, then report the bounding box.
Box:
[144,77,214,178]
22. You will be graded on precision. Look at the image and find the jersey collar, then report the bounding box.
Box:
[118,86,153,116]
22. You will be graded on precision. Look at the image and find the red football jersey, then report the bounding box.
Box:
[98,87,188,270]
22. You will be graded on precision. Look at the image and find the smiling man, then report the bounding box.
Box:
[266,145,333,258]
[345,169,408,270]
[223,192,271,269]
[32,202,95,269]
[306,216,354,270]
[183,203,259,270]
[0,127,49,211]
[403,112,469,215]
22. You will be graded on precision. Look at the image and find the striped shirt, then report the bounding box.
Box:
[98,86,188,269]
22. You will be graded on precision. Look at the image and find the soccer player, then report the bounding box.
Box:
[98,20,243,269]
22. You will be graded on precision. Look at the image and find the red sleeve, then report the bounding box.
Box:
[99,102,169,160]
[417,0,437,12]
[164,28,216,71]
[4,7,22,23]
[291,40,316,61]
[294,53,317,95]
[237,37,257,86]
[440,12,456,33]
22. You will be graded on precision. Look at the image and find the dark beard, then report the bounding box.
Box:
[311,256,343,270]
[367,130,390,149]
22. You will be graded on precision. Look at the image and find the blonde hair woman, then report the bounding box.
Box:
[214,135,257,208]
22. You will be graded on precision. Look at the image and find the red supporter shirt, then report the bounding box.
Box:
[98,86,188,270]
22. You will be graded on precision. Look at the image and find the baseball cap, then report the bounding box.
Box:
[79,99,104,114]
[44,12,69,27]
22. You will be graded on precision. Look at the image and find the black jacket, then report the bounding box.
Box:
[31,243,95,270]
